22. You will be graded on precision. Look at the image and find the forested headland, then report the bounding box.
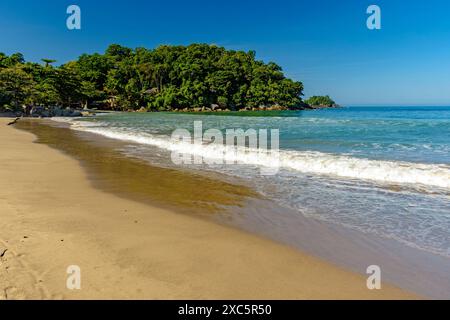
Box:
[304,95,338,108]
[0,44,336,115]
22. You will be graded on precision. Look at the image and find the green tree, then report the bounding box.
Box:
[0,65,34,111]
[305,95,336,107]
[1,45,307,112]
[41,58,57,67]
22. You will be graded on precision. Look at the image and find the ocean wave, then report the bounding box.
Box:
[58,118,450,189]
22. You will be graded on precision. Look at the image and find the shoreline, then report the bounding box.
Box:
[0,118,416,299]
[1,104,342,119]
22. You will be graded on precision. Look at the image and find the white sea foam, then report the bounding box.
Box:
[58,118,450,189]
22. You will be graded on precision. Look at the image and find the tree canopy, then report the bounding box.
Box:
[304,95,336,107]
[1,44,307,112]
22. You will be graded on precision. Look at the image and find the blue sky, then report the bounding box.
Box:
[1,0,450,106]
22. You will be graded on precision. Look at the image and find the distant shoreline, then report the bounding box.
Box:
[1,103,342,119]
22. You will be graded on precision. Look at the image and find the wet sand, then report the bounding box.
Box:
[0,118,416,299]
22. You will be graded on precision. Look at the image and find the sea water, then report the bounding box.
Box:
[57,106,450,258]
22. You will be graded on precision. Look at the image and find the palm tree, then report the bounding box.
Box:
[41,58,57,67]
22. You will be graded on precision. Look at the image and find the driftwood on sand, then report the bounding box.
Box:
[7,118,20,126]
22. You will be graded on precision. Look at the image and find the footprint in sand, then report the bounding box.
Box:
[0,239,50,300]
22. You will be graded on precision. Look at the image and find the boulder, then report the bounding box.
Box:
[51,107,63,116]
[30,106,44,117]
[266,105,287,111]
[71,111,82,117]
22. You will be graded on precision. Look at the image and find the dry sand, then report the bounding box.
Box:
[0,118,417,299]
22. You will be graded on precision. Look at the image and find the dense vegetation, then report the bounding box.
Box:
[0,44,307,113]
[304,95,336,107]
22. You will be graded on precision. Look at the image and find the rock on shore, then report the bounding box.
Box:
[18,106,84,118]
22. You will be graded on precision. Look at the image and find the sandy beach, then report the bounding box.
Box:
[0,118,416,299]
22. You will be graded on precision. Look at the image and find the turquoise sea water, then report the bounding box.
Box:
[58,106,450,257]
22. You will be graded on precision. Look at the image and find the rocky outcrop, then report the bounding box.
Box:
[22,106,84,118]
[304,103,341,109]
[121,102,341,114]
[173,103,293,113]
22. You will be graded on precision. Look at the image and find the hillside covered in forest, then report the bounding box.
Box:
[1,44,336,114]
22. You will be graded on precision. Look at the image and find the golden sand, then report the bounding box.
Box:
[0,118,417,299]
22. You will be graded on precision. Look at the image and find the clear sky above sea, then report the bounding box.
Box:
[1,0,450,106]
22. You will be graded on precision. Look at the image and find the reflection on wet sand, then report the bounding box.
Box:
[16,119,259,216]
